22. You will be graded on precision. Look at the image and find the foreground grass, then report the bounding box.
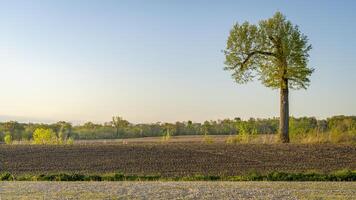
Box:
[1,181,355,200]
[1,169,355,182]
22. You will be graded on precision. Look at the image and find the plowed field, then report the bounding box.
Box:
[1,141,355,176]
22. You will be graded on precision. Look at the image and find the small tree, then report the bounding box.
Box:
[2,121,24,140]
[111,116,129,138]
[161,123,174,141]
[55,121,72,141]
[224,12,314,143]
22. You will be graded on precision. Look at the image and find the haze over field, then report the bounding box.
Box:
[1,0,356,124]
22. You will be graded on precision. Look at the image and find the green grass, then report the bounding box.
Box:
[1,169,355,181]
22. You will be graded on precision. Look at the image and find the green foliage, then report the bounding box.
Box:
[289,117,318,136]
[66,137,74,145]
[327,115,356,133]
[226,121,258,144]
[112,116,130,138]
[1,170,355,182]
[236,121,258,143]
[0,172,14,181]
[179,175,220,181]
[29,173,161,181]
[0,121,24,141]
[329,131,353,143]
[21,131,32,141]
[32,128,57,144]
[32,128,75,145]
[161,129,171,142]
[224,12,314,143]
[70,117,278,139]
[287,116,356,144]
[0,115,355,143]
[224,12,313,90]
[4,132,12,144]
[333,169,355,181]
[54,121,73,142]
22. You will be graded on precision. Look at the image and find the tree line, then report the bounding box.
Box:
[0,115,355,142]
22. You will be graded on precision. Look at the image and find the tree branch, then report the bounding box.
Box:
[240,51,277,67]
[268,36,277,45]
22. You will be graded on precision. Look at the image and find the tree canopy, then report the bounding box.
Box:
[224,12,314,90]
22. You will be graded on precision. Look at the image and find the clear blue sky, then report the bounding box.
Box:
[0,0,355,124]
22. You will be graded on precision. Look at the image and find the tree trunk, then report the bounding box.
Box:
[279,81,290,143]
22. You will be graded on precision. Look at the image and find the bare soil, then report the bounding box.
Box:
[0,141,355,176]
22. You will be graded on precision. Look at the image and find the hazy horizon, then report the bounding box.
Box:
[1,0,356,124]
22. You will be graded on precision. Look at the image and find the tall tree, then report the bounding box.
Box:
[224,12,313,142]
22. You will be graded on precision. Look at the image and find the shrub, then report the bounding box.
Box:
[32,128,57,144]
[0,172,14,181]
[4,133,12,145]
[66,137,74,145]
[333,169,356,181]
[85,175,102,181]
[236,122,258,143]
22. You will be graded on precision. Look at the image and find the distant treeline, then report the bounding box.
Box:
[0,115,355,141]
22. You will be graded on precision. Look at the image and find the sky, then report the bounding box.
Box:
[0,0,355,124]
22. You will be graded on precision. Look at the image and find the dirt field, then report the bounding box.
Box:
[0,140,355,176]
[1,181,355,200]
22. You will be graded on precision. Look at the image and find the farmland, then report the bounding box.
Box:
[0,136,355,177]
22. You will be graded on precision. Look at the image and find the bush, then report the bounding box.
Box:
[236,122,258,143]
[33,128,57,144]
[333,169,356,181]
[4,134,12,144]
[66,137,74,145]
[0,172,14,181]
[85,175,102,181]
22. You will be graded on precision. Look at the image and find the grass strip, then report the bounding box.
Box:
[0,169,355,181]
